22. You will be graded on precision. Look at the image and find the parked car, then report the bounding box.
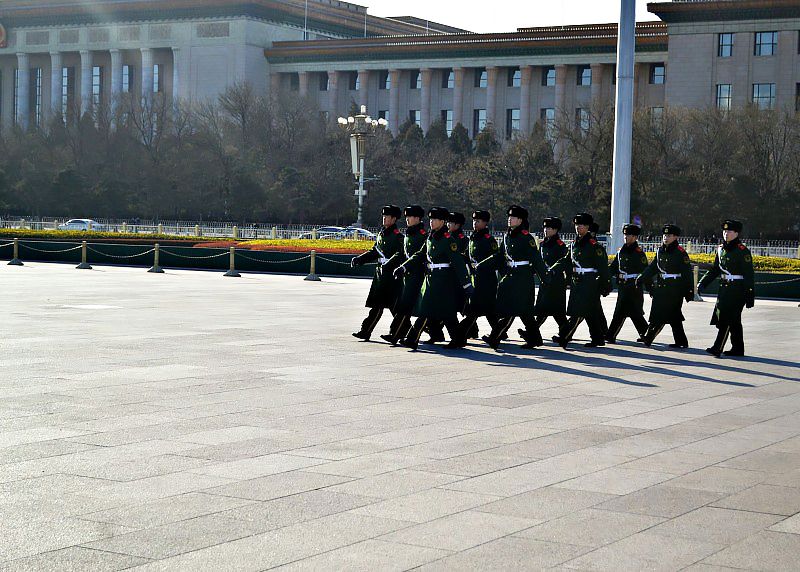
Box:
[58,219,107,231]
[337,227,377,240]
[298,226,345,239]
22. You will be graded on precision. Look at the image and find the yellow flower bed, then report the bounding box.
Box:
[245,239,372,252]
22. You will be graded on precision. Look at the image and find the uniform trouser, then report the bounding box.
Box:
[405,317,461,345]
[459,314,500,340]
[643,321,688,346]
[607,309,649,341]
[487,313,542,346]
[535,313,568,330]
[710,322,744,353]
[559,315,606,344]
[358,307,394,337]
[387,313,413,342]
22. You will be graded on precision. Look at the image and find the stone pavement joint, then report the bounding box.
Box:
[1,263,799,571]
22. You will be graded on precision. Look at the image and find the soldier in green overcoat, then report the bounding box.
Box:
[382,205,427,345]
[606,223,649,343]
[534,217,569,329]
[459,210,501,340]
[480,205,549,350]
[551,213,612,348]
[698,219,755,357]
[638,223,694,348]
[394,207,472,350]
[350,205,404,340]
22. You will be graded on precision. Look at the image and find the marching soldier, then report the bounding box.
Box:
[394,207,472,350]
[638,224,694,348]
[551,213,611,348]
[382,205,427,345]
[480,205,549,351]
[459,210,501,340]
[533,217,569,331]
[606,223,650,343]
[350,205,404,340]
[699,219,755,357]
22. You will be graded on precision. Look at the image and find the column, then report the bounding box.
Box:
[420,68,432,133]
[519,65,533,136]
[16,53,30,128]
[388,69,401,134]
[554,64,568,116]
[80,49,92,114]
[269,72,280,94]
[171,47,180,105]
[633,62,645,106]
[298,71,309,98]
[328,70,339,119]
[590,63,604,107]
[140,47,153,101]
[110,49,122,116]
[486,66,498,128]
[50,51,62,119]
[452,67,465,129]
[357,69,369,108]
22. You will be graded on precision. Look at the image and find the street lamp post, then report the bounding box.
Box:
[337,105,387,228]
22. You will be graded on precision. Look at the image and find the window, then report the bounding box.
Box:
[716,84,732,110]
[650,107,664,123]
[378,109,388,122]
[409,70,421,90]
[575,108,590,132]
[649,63,665,85]
[379,70,390,90]
[347,71,357,91]
[752,83,776,109]
[474,68,487,88]
[91,65,103,107]
[319,73,329,91]
[473,108,486,134]
[507,67,521,87]
[30,67,42,126]
[289,73,299,91]
[506,108,520,139]
[577,65,591,86]
[542,66,556,87]
[153,64,163,93]
[754,31,777,56]
[319,110,329,122]
[441,109,453,135]
[122,64,134,93]
[540,108,555,138]
[62,67,75,117]
[441,69,454,89]
[409,109,420,126]
[718,33,734,57]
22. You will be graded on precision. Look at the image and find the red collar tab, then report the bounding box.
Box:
[444,232,451,238]
[590,238,597,245]
[738,243,746,250]
[393,228,400,234]
[521,229,529,235]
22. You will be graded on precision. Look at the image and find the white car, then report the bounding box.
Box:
[58,219,107,231]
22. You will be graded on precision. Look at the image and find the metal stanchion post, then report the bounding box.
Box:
[157,223,163,234]
[76,240,92,269]
[304,250,321,281]
[271,226,277,239]
[195,224,200,237]
[233,225,239,239]
[148,243,164,273]
[8,238,23,265]
[122,222,128,233]
[224,246,240,277]
[693,264,703,301]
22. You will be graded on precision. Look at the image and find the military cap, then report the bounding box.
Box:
[472,210,491,222]
[507,205,528,220]
[448,212,466,225]
[382,205,402,218]
[428,206,450,220]
[404,204,424,218]
[589,222,600,234]
[542,217,562,230]
[662,223,681,236]
[622,223,641,236]
[721,219,743,232]
[573,212,593,225]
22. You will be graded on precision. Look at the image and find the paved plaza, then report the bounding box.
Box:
[1,261,799,571]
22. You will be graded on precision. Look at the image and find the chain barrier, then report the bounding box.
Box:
[87,246,155,259]
[0,242,14,248]
[235,252,311,264]
[159,249,229,260]
[315,255,358,265]
[754,276,800,285]
[21,244,83,254]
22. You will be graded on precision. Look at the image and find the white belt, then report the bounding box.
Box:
[428,263,450,270]
[379,257,389,265]
[506,260,530,268]
[721,274,744,281]
[574,268,597,274]
[660,273,681,279]
[619,273,639,280]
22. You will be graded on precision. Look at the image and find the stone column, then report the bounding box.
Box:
[50,51,62,119]
[486,66,498,129]
[140,47,153,100]
[555,64,568,116]
[591,63,604,107]
[80,49,92,114]
[453,67,465,130]
[171,47,180,105]
[388,69,401,134]
[357,69,369,108]
[328,70,339,119]
[16,52,30,128]
[633,62,645,107]
[519,65,533,136]
[298,71,309,98]
[110,49,122,117]
[420,68,432,133]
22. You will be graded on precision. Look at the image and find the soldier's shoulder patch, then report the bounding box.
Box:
[521,229,529,235]
[444,232,450,238]
[450,242,458,252]
[530,239,537,248]
[744,254,752,262]
[596,248,604,256]
[557,239,565,246]
[491,242,498,250]
[738,243,746,250]
[590,239,597,245]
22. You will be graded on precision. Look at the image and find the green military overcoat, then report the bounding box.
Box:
[483,227,547,318]
[609,241,649,318]
[698,238,755,326]
[551,233,611,318]
[352,224,404,309]
[401,227,470,320]
[464,228,500,317]
[534,234,569,317]
[451,230,470,312]
[394,222,427,315]
[640,241,694,324]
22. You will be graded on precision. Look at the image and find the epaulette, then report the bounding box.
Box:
[677,246,685,252]
[636,246,642,252]
[521,229,529,235]
[444,232,451,238]
[738,243,746,250]
[557,239,565,246]
[590,239,597,245]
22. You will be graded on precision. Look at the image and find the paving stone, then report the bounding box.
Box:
[702,530,800,570]
[554,467,674,495]
[594,485,723,518]
[769,513,800,535]
[515,508,664,547]
[204,470,352,501]
[348,487,499,523]
[475,486,617,521]
[664,466,769,494]
[648,506,782,545]
[325,469,464,499]
[0,546,149,571]
[711,484,800,515]
[270,539,450,571]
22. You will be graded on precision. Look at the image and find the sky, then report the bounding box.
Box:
[361,0,662,34]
